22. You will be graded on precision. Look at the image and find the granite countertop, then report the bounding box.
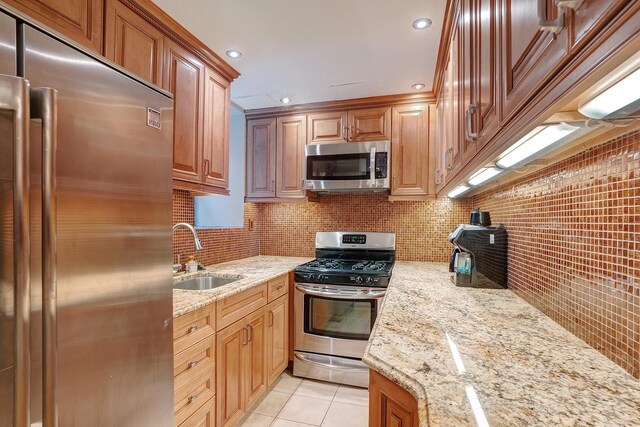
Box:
[363,262,640,427]
[172,256,312,317]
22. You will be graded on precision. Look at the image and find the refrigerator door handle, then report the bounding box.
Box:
[0,73,31,427]
[30,87,59,427]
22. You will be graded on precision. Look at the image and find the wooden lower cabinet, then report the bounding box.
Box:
[180,397,216,427]
[244,308,268,409]
[369,370,419,427]
[267,294,289,385]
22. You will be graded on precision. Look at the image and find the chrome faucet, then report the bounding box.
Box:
[172,223,204,273]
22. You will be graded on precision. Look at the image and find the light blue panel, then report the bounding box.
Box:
[194,105,246,228]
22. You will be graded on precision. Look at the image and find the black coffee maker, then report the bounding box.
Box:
[448,209,508,289]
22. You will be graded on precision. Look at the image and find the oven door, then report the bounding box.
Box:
[304,141,390,191]
[294,283,386,359]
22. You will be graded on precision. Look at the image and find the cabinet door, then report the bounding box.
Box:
[216,320,245,427]
[445,25,462,180]
[475,0,501,144]
[276,115,306,198]
[391,104,431,196]
[460,0,477,162]
[244,308,268,409]
[307,111,348,144]
[369,370,419,427]
[164,39,205,184]
[501,0,569,121]
[267,295,289,386]
[348,107,391,142]
[5,0,103,52]
[104,0,163,86]
[568,0,629,52]
[202,66,231,190]
[246,118,276,198]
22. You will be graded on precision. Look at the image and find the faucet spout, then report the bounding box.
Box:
[172,222,204,251]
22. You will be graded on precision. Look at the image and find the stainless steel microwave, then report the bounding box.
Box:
[304,140,390,192]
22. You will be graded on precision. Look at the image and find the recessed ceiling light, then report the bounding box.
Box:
[412,83,425,90]
[412,18,432,30]
[225,50,242,59]
[280,97,291,104]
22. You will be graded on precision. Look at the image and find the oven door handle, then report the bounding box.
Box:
[296,284,386,300]
[294,353,370,371]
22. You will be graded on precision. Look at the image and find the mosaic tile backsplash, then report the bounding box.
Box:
[473,130,640,378]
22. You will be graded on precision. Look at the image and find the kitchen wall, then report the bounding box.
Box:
[258,194,472,262]
[173,189,259,266]
[473,130,640,378]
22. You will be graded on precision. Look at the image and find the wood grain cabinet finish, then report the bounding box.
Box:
[267,294,289,386]
[203,66,231,190]
[567,0,629,53]
[369,370,419,427]
[179,396,215,427]
[244,308,268,409]
[501,0,569,121]
[104,0,163,85]
[246,118,277,198]
[391,104,433,196]
[5,0,103,52]
[174,368,215,426]
[307,111,348,144]
[173,305,215,355]
[164,38,205,184]
[348,107,391,142]
[276,115,307,198]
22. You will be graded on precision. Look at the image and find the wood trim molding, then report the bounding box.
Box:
[432,0,458,100]
[118,0,240,81]
[244,92,436,119]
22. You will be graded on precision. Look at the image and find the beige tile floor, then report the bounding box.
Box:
[238,370,369,427]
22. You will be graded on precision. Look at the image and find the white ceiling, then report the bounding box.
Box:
[152,0,446,110]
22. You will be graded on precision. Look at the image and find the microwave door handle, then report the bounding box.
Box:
[370,147,376,181]
[0,74,31,427]
[31,87,59,427]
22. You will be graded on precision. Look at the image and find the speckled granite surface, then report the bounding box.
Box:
[363,262,640,427]
[172,256,311,317]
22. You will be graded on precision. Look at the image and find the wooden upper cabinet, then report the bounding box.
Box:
[246,118,277,198]
[6,0,103,52]
[307,111,348,144]
[104,0,163,86]
[163,39,205,184]
[391,104,432,196]
[348,107,391,142]
[446,24,462,180]
[567,0,629,52]
[501,0,569,121]
[276,115,307,198]
[203,66,230,190]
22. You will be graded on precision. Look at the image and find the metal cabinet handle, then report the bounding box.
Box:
[269,310,274,326]
[204,158,210,177]
[188,361,198,369]
[247,324,253,342]
[242,326,248,345]
[555,0,583,10]
[435,169,442,186]
[270,179,274,193]
[31,86,59,427]
[188,326,198,334]
[538,0,564,34]
[188,394,198,404]
[465,103,478,142]
[301,178,304,190]
[1,74,31,427]
[445,147,454,171]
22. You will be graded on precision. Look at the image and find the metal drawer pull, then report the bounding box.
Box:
[242,326,248,345]
[188,326,198,334]
[269,311,274,326]
[445,147,453,171]
[555,0,583,10]
[465,103,478,141]
[188,361,198,369]
[188,395,198,404]
[247,324,253,342]
[538,0,564,34]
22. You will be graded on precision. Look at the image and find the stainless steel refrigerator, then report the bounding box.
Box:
[0,3,175,426]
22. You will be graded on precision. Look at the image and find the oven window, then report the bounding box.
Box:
[304,295,376,340]
[307,153,370,180]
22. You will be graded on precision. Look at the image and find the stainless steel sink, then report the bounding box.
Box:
[174,276,241,291]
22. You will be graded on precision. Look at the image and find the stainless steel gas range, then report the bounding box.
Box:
[293,232,395,387]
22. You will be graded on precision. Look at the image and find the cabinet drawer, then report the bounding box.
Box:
[267,275,288,302]
[175,369,215,426]
[174,335,215,392]
[217,283,267,330]
[174,306,216,355]
[178,396,215,427]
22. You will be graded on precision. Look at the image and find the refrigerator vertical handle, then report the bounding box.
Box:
[0,74,31,427]
[30,87,59,427]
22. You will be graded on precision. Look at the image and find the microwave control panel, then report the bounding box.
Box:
[375,152,388,179]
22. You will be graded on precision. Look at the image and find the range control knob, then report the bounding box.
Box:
[308,274,315,281]
[319,275,327,282]
[365,277,373,285]
[354,276,363,284]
